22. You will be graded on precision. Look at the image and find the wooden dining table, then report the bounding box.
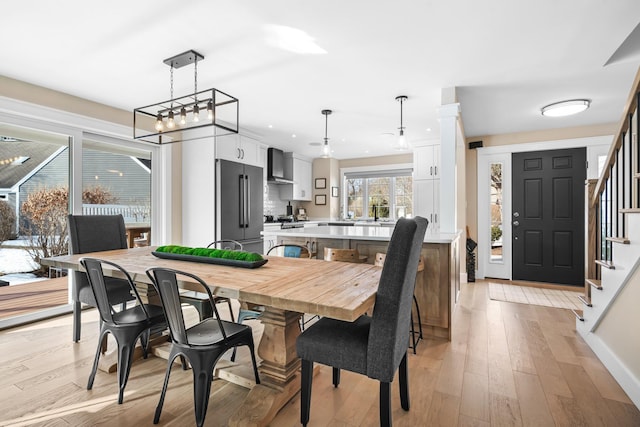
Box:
[41,245,382,427]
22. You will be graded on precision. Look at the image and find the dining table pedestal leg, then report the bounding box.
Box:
[229,307,302,427]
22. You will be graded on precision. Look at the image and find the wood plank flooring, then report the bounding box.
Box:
[0,277,68,319]
[0,280,638,426]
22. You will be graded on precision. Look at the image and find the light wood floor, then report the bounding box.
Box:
[0,280,638,426]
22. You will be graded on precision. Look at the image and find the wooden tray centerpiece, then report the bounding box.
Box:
[152,245,268,269]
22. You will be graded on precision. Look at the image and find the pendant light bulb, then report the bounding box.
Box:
[322,140,330,157]
[207,100,214,121]
[155,113,164,132]
[321,109,332,158]
[167,110,175,129]
[394,95,409,151]
[192,104,200,122]
[180,107,187,125]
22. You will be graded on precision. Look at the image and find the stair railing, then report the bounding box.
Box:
[587,66,640,296]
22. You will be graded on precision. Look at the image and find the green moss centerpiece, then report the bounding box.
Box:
[152,245,267,268]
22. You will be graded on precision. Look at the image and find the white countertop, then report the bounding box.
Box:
[261,225,460,243]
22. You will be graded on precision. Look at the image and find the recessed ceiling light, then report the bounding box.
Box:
[268,124,273,129]
[291,134,296,138]
[541,99,590,117]
[426,128,432,132]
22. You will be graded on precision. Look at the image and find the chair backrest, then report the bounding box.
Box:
[67,214,128,255]
[68,215,129,299]
[323,248,366,263]
[80,257,146,324]
[146,268,228,346]
[374,252,425,272]
[206,240,243,251]
[367,216,428,382]
[267,244,311,258]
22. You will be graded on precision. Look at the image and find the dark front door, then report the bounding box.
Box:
[512,148,586,285]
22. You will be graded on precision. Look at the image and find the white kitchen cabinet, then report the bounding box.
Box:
[413,141,440,232]
[413,143,440,180]
[216,133,265,168]
[279,152,312,201]
[414,179,439,232]
[262,223,281,254]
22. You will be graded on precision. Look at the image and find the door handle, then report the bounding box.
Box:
[245,174,250,228]
[239,175,245,227]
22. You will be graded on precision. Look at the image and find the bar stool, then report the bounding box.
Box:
[323,248,368,263]
[375,252,424,353]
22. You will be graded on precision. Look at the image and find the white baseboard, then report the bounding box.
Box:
[580,330,640,409]
[460,272,468,284]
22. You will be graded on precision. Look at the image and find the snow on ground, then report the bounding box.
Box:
[0,243,42,285]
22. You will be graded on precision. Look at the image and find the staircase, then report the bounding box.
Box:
[575,66,640,409]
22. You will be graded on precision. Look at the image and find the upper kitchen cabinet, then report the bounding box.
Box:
[413,142,440,180]
[279,152,312,201]
[216,133,266,168]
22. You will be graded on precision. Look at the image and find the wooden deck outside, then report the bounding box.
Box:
[0,277,69,319]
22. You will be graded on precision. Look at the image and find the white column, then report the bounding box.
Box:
[437,103,460,234]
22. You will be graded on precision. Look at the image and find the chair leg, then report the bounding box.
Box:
[399,352,410,411]
[413,295,423,339]
[116,337,138,404]
[140,329,150,359]
[73,300,82,342]
[225,298,235,322]
[247,340,261,384]
[301,359,313,427]
[380,381,392,427]
[189,351,222,427]
[155,351,178,424]
[410,312,417,354]
[87,329,107,390]
[332,367,340,387]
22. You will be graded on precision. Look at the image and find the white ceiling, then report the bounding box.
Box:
[2,1,640,159]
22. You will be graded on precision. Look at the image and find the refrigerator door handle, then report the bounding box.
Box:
[245,174,250,228]
[239,174,245,227]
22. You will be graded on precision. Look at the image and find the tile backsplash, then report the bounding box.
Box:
[263,183,289,217]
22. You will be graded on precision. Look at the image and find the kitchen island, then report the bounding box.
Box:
[262,225,461,340]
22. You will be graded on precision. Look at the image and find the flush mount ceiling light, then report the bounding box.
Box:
[321,109,332,158]
[393,95,409,151]
[133,50,238,144]
[541,99,590,117]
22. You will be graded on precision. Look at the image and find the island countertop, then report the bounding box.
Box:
[262,224,460,243]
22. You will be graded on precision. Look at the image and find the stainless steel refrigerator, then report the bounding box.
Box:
[215,159,264,253]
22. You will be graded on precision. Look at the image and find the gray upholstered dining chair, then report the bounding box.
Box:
[68,214,135,342]
[296,216,428,427]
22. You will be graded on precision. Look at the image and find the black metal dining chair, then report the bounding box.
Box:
[146,267,260,427]
[81,257,166,404]
[68,214,136,342]
[296,216,428,427]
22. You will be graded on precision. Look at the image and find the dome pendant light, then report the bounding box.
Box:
[321,109,332,158]
[394,95,409,151]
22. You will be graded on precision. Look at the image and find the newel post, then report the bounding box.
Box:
[585,179,598,301]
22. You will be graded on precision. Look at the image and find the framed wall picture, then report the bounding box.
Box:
[315,178,326,189]
[315,194,326,205]
[331,186,339,197]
